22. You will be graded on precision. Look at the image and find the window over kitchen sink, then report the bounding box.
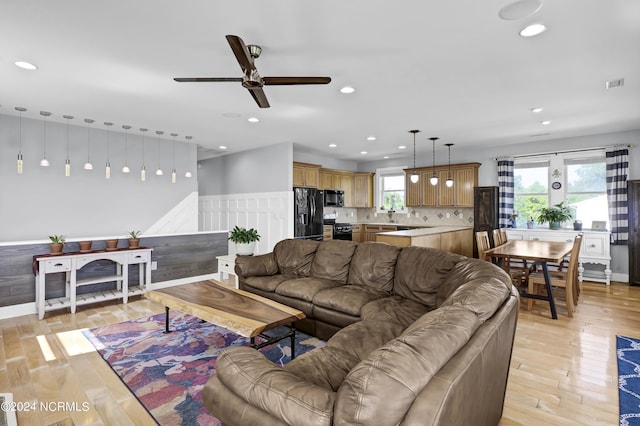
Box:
[375,166,407,214]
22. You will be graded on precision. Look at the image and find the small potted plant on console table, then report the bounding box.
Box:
[536,202,574,230]
[49,235,66,254]
[228,226,260,256]
[128,230,141,248]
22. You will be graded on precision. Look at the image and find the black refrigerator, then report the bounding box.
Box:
[473,186,500,258]
[294,187,324,240]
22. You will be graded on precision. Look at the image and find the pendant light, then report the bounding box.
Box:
[184,136,193,178]
[445,143,454,187]
[15,107,26,174]
[170,133,178,183]
[104,122,113,178]
[83,119,94,170]
[140,128,148,181]
[409,130,420,183]
[122,125,131,173]
[155,131,164,176]
[429,137,439,186]
[39,111,51,166]
[63,115,73,176]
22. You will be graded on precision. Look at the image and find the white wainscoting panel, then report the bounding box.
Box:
[199,191,293,255]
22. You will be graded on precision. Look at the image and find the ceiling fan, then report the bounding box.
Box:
[174,35,332,108]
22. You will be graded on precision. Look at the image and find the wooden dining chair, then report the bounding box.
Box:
[476,231,491,262]
[527,233,583,317]
[492,228,534,287]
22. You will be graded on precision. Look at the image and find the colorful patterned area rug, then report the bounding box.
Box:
[83,312,325,425]
[617,335,640,426]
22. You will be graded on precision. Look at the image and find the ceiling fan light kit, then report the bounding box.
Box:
[174,34,331,108]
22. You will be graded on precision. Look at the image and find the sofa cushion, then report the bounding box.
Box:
[276,277,344,302]
[313,285,389,317]
[234,252,278,277]
[284,320,405,392]
[347,242,401,292]
[334,305,480,426]
[360,295,433,328]
[274,239,320,276]
[243,274,294,292]
[393,246,464,308]
[310,240,358,283]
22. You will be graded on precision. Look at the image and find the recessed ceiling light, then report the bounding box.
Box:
[383,156,390,159]
[15,61,38,70]
[531,107,543,113]
[340,86,355,94]
[219,145,227,150]
[247,117,259,123]
[520,23,547,37]
[222,112,241,118]
[366,136,376,141]
[397,145,406,149]
[541,120,551,125]
[329,144,337,148]
[360,151,367,155]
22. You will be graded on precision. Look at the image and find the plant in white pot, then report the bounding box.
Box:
[228,226,260,256]
[536,202,574,229]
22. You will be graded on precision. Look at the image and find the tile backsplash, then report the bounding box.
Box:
[325,207,474,226]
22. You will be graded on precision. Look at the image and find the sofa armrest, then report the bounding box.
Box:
[215,346,335,426]
[234,252,278,278]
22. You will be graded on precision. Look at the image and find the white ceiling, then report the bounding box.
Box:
[2,1,639,162]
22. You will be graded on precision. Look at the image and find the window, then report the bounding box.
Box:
[514,161,549,227]
[565,157,608,228]
[512,151,607,229]
[375,167,407,213]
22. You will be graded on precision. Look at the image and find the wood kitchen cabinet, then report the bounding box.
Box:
[293,162,321,188]
[364,224,397,242]
[404,163,479,207]
[353,173,374,208]
[319,168,354,206]
[352,224,362,243]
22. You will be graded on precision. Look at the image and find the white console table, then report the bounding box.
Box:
[505,228,611,285]
[34,247,152,319]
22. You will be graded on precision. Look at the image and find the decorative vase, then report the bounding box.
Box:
[49,243,64,254]
[526,221,534,229]
[79,241,92,252]
[573,221,583,231]
[128,238,140,248]
[236,242,256,256]
[106,239,118,250]
[549,221,561,230]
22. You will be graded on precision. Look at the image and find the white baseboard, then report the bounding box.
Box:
[0,274,218,321]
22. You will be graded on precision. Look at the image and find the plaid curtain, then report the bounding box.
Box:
[606,146,629,245]
[497,158,515,228]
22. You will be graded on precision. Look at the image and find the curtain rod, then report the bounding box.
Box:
[495,144,634,161]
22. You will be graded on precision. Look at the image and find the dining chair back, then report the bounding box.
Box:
[492,228,507,246]
[493,228,534,288]
[476,231,491,262]
[527,233,583,317]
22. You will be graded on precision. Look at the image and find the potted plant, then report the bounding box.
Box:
[49,235,66,254]
[79,240,93,252]
[105,238,118,250]
[228,226,260,256]
[536,202,574,229]
[128,230,141,248]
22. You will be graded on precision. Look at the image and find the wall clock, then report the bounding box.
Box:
[552,181,562,190]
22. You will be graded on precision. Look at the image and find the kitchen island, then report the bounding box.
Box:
[375,226,473,257]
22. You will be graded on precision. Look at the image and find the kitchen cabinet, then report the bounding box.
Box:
[506,228,611,285]
[323,225,333,240]
[375,226,473,257]
[293,162,321,188]
[319,168,354,206]
[352,225,362,243]
[364,224,397,242]
[404,163,479,207]
[353,173,374,208]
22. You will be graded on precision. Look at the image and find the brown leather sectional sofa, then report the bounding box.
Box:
[203,239,518,426]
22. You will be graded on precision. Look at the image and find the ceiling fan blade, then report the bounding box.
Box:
[226,34,255,72]
[263,77,331,85]
[174,77,243,82]
[248,87,270,108]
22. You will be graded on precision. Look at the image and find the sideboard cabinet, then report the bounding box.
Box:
[505,228,611,285]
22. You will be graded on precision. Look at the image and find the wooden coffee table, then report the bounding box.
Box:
[145,280,306,358]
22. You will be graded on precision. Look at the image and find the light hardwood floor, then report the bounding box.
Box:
[0,281,637,425]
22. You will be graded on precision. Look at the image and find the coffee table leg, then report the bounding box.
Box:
[164,306,171,333]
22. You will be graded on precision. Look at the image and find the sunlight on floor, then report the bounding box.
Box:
[36,335,56,362]
[56,328,96,356]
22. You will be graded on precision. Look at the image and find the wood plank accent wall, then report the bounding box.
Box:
[0,232,227,308]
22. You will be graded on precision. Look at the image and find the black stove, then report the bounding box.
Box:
[332,222,353,240]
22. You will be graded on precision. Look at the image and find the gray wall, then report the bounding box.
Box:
[0,113,198,241]
[294,147,359,171]
[198,142,292,195]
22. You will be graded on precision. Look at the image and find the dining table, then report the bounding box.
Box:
[483,239,574,320]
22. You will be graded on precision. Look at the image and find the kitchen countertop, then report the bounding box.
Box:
[353,223,430,228]
[376,225,473,237]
